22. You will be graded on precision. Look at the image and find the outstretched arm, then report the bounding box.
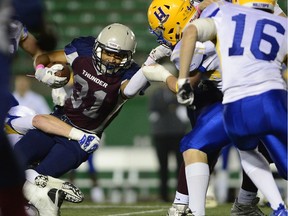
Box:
[32,114,72,137]
[19,32,43,59]
[9,111,100,154]
[121,45,172,99]
[33,114,100,153]
[34,50,67,67]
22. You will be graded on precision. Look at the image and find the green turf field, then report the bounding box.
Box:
[60,201,272,216]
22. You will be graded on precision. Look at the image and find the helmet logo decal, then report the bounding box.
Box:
[107,41,120,50]
[252,3,270,9]
[154,7,170,24]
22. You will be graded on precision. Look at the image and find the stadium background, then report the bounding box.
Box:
[10,0,287,202]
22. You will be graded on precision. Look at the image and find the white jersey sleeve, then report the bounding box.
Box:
[5,105,36,146]
[188,18,217,42]
[5,105,36,134]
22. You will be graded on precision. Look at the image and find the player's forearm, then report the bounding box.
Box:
[32,114,72,137]
[33,114,101,154]
[122,68,148,99]
[34,53,51,67]
[34,50,67,68]
[166,76,177,93]
[179,25,198,79]
[20,32,43,59]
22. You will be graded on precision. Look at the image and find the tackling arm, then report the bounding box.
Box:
[121,68,148,99]
[32,114,72,137]
[34,50,67,67]
[19,32,43,60]
[33,114,100,153]
[121,45,172,99]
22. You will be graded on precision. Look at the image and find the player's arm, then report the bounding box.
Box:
[34,114,100,153]
[141,63,175,91]
[32,114,72,137]
[10,112,86,141]
[34,50,67,66]
[142,63,201,93]
[176,18,216,105]
[33,51,70,88]
[120,45,172,99]
[167,72,201,93]
[19,32,43,60]
[179,18,216,79]
[142,40,205,93]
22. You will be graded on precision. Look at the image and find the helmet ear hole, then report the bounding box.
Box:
[168,28,174,34]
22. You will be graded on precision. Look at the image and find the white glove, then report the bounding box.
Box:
[69,128,100,154]
[176,78,194,106]
[144,44,172,66]
[78,133,100,154]
[35,64,68,88]
[142,64,172,82]
[51,87,67,106]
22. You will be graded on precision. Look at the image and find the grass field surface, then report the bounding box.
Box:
[60,201,272,216]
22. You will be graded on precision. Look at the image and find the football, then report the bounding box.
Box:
[48,62,71,82]
[47,62,71,88]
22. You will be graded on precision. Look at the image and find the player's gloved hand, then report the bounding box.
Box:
[78,133,100,154]
[144,44,172,66]
[142,63,172,82]
[35,64,68,88]
[177,78,194,106]
[52,87,67,106]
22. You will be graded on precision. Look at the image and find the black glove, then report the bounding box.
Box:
[177,78,194,106]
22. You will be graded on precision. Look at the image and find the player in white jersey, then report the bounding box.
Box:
[143,0,287,215]
[177,0,287,215]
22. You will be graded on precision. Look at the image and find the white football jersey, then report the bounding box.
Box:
[171,40,222,89]
[5,105,36,146]
[210,3,287,103]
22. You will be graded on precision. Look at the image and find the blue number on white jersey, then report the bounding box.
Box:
[229,13,285,61]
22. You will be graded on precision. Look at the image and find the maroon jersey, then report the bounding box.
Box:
[64,56,133,135]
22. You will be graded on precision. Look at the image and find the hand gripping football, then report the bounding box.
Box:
[48,62,71,84]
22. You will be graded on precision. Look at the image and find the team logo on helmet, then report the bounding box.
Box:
[153,7,170,26]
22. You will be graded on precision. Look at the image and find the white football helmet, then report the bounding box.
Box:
[92,23,137,75]
[232,0,275,12]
